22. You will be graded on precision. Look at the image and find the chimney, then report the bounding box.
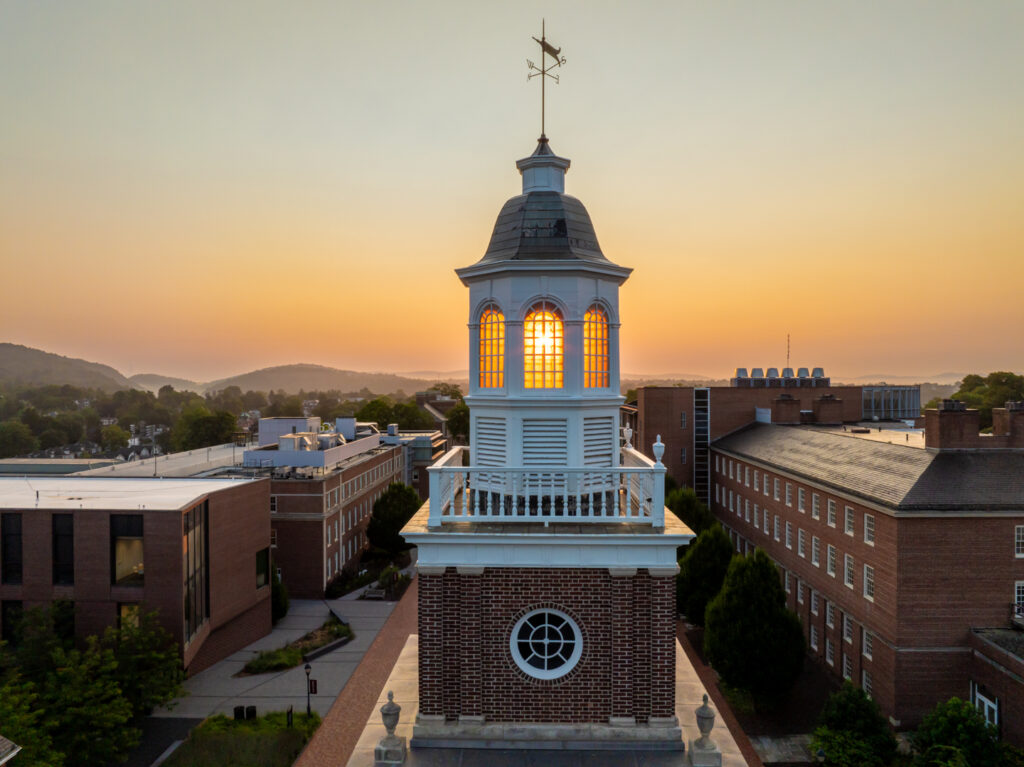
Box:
[992,401,1024,448]
[771,394,801,425]
[813,394,844,425]
[925,400,982,450]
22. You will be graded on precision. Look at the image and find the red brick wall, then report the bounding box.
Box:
[418,567,675,724]
[187,597,271,676]
[968,632,1024,748]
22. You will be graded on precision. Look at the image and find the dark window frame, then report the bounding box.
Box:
[52,513,74,585]
[110,514,144,586]
[256,547,270,589]
[1,513,23,585]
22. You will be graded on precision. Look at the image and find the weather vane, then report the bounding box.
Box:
[527,20,566,140]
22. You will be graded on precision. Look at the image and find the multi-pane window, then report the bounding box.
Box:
[862,670,873,698]
[812,536,821,566]
[863,628,874,660]
[1,513,22,585]
[798,528,806,558]
[52,514,74,585]
[843,653,852,680]
[1017,582,1024,612]
[826,637,835,665]
[715,484,720,504]
[812,493,820,520]
[786,521,793,549]
[774,516,780,541]
[474,306,506,388]
[784,570,791,593]
[714,455,719,473]
[773,478,780,501]
[1015,525,1024,557]
[826,601,836,628]
[864,564,875,601]
[582,304,609,388]
[798,488,806,512]
[745,499,750,523]
[845,506,855,536]
[827,544,837,576]
[828,499,837,527]
[729,461,734,479]
[729,490,734,512]
[811,590,820,615]
[680,448,687,464]
[270,495,277,513]
[763,510,770,535]
[680,412,687,429]
[182,503,208,642]
[797,580,804,603]
[256,547,269,588]
[524,301,563,388]
[111,514,144,586]
[785,483,793,506]
[843,614,854,644]
[754,505,760,529]
[754,470,760,492]
[865,514,876,545]
[745,466,750,487]
[845,554,855,588]
[810,624,819,650]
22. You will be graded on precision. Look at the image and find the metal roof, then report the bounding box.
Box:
[712,424,1024,511]
[478,191,606,263]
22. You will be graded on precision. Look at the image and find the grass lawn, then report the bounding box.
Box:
[163,711,320,767]
[241,616,353,675]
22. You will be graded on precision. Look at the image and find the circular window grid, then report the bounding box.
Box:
[509,608,584,681]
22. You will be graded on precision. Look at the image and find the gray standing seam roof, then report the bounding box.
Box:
[479,191,606,263]
[713,424,1024,511]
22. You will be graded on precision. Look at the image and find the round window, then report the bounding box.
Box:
[509,608,583,680]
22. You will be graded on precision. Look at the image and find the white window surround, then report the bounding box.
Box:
[812,493,820,520]
[798,528,806,558]
[797,580,804,603]
[863,628,873,660]
[862,669,873,698]
[811,590,819,615]
[786,521,793,549]
[774,516,780,541]
[785,483,793,507]
[826,601,835,628]
[774,478,780,501]
[845,554,855,589]
[843,653,852,681]
[845,506,855,536]
[843,614,853,644]
[812,536,821,567]
[798,487,806,513]
[827,544,837,576]
[754,470,760,492]
[826,637,835,666]
[1016,525,1024,558]
[865,514,876,546]
[510,608,583,680]
[828,499,837,528]
[810,624,819,650]
[745,466,750,487]
[864,564,875,602]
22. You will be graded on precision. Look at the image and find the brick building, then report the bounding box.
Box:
[404,136,692,751]
[637,379,919,503]
[708,401,1024,745]
[0,477,271,675]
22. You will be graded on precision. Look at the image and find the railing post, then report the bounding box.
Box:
[652,435,666,527]
[428,466,442,528]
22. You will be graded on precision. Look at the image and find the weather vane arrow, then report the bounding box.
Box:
[527,20,566,140]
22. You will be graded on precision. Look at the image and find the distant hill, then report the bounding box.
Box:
[202,364,449,396]
[841,372,967,386]
[129,373,202,394]
[0,343,132,391]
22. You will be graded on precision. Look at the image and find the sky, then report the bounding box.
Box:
[1,1,1022,383]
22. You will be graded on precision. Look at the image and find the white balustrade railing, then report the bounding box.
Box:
[427,443,666,528]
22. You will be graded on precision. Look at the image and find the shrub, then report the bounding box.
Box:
[912,697,1001,767]
[243,647,303,675]
[367,483,421,555]
[377,565,400,588]
[811,682,896,767]
[667,487,716,535]
[704,549,804,705]
[165,711,320,767]
[676,525,734,624]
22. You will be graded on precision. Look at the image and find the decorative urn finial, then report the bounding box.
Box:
[375,691,407,764]
[695,693,715,748]
[653,434,665,465]
[623,425,634,450]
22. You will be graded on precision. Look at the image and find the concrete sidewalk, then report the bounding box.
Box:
[152,596,398,720]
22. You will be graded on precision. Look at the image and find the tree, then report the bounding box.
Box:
[367,482,421,556]
[172,405,236,451]
[703,549,804,704]
[667,487,716,535]
[356,397,393,427]
[0,669,64,767]
[446,402,469,444]
[14,603,75,687]
[677,525,734,624]
[0,420,38,457]
[912,697,1001,767]
[391,401,435,429]
[101,423,130,452]
[811,682,897,767]
[101,609,184,719]
[43,638,139,766]
[427,382,464,400]
[940,372,1024,429]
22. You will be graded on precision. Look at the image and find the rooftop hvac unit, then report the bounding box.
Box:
[766,367,779,378]
[797,367,810,378]
[812,367,825,378]
[751,368,765,378]
[782,367,794,378]
[735,367,748,378]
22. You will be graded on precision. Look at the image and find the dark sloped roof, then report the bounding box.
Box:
[479,191,606,263]
[712,424,1024,511]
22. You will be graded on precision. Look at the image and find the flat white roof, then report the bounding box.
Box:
[0,477,260,511]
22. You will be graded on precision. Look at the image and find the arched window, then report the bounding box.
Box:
[524,301,563,389]
[583,305,609,388]
[478,306,505,388]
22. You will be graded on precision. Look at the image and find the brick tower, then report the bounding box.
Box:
[404,136,692,750]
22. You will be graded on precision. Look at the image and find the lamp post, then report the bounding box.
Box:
[304,663,312,716]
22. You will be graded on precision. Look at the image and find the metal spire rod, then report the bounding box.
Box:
[527,19,566,139]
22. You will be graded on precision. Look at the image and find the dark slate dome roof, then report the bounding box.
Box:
[479,191,606,263]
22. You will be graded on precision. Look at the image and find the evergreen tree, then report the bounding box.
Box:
[666,487,716,535]
[0,665,64,767]
[912,698,1001,767]
[101,609,184,719]
[367,482,421,555]
[703,549,804,704]
[676,525,734,624]
[811,682,897,767]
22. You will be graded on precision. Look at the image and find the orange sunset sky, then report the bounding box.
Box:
[1,2,1022,384]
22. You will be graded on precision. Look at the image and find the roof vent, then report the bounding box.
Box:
[782,367,794,378]
[939,399,966,412]
[735,367,748,378]
[751,368,764,378]
[766,367,779,378]
[812,367,825,378]
[797,367,810,378]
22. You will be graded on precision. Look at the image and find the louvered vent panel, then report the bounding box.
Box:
[522,419,568,466]
[475,417,507,467]
[583,416,616,467]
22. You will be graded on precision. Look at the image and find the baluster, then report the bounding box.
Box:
[474,473,481,516]
[575,470,582,517]
[511,473,518,516]
[624,472,632,517]
[613,472,620,517]
[486,478,493,516]
[563,472,569,517]
[462,471,469,518]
